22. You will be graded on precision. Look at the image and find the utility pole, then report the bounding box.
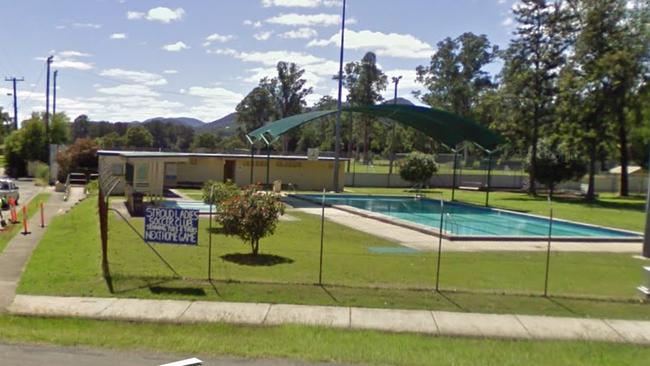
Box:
[45,55,53,139]
[53,70,58,115]
[332,0,347,192]
[4,77,24,129]
[387,75,402,187]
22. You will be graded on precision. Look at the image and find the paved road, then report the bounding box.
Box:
[0,343,345,366]
[14,179,40,208]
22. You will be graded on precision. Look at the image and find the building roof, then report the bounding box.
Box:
[97,150,348,161]
[248,104,503,149]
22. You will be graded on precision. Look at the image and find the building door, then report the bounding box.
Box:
[224,160,235,182]
[164,163,177,188]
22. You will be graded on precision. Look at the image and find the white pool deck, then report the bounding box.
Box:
[283,196,643,253]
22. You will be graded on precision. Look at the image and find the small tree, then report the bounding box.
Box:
[216,186,284,256]
[528,141,587,198]
[399,152,438,188]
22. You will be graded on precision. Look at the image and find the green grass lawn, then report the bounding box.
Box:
[345,158,527,176]
[0,316,648,366]
[344,187,646,232]
[17,195,650,320]
[0,193,51,253]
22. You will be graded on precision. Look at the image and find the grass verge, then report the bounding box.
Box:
[17,195,650,320]
[0,192,51,253]
[0,315,649,366]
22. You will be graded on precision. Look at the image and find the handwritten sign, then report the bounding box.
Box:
[144,207,199,245]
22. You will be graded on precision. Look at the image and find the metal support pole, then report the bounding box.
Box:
[332,0,347,192]
[12,78,18,129]
[249,144,255,185]
[435,199,444,292]
[319,188,326,284]
[485,152,493,207]
[266,147,271,188]
[544,196,553,296]
[208,186,214,280]
[53,70,58,115]
[451,150,458,201]
[45,56,53,139]
[387,75,402,188]
[643,145,650,258]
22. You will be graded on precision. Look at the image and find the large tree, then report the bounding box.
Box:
[235,86,275,136]
[416,32,498,119]
[71,114,90,141]
[497,1,572,194]
[343,52,387,163]
[125,126,153,148]
[558,0,646,200]
[260,61,313,152]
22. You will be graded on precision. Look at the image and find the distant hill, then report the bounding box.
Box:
[382,97,415,106]
[197,112,238,134]
[143,117,205,128]
[88,112,239,134]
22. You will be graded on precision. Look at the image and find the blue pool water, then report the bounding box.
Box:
[159,200,215,214]
[296,195,641,239]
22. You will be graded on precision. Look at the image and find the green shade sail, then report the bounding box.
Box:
[247,104,503,149]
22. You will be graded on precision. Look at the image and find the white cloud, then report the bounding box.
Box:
[52,60,94,70]
[72,22,101,29]
[127,7,185,23]
[279,27,318,39]
[221,50,326,66]
[99,69,168,86]
[58,50,91,58]
[266,13,353,27]
[243,19,263,28]
[127,11,145,20]
[36,51,94,70]
[162,41,189,52]
[97,84,160,97]
[162,70,179,75]
[203,33,234,47]
[146,7,185,23]
[262,0,341,7]
[185,86,245,121]
[254,31,273,41]
[55,25,66,30]
[308,29,434,58]
[110,33,127,39]
[501,17,514,27]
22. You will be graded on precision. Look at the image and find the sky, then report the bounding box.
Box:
[0,0,517,123]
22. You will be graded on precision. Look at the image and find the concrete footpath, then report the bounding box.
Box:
[7,294,650,345]
[0,187,84,311]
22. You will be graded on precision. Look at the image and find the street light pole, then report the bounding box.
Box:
[332,0,347,192]
[387,75,402,187]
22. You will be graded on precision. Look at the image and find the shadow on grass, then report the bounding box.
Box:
[221,253,294,266]
[149,286,206,296]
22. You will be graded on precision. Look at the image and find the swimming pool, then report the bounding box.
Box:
[159,200,215,214]
[294,194,642,241]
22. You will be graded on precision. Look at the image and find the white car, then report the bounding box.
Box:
[0,179,20,207]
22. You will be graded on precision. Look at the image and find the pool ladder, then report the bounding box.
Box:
[443,213,459,234]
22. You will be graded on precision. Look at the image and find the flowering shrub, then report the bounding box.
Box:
[216,185,284,256]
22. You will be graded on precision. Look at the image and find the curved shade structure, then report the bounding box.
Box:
[247,104,503,149]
